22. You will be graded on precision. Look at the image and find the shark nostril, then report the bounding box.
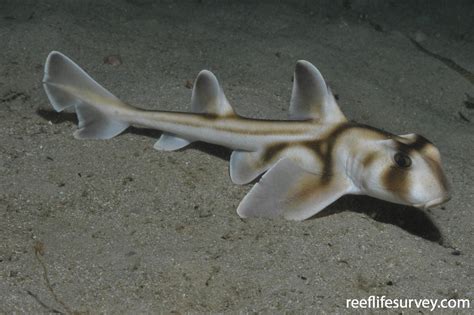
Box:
[441,188,451,203]
[443,195,452,203]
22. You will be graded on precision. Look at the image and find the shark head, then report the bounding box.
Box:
[355,133,451,209]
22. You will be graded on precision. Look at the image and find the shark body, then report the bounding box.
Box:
[43,51,451,220]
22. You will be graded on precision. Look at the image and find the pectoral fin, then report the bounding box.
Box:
[236,159,352,221]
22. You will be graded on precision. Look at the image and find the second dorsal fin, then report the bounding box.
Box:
[191,70,236,117]
[289,60,346,123]
[155,70,235,151]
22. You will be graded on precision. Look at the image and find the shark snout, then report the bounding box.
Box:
[416,193,451,209]
[425,195,451,209]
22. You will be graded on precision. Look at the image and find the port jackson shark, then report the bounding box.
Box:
[43,51,451,220]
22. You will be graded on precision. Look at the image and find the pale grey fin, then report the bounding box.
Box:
[154,132,191,151]
[289,60,346,123]
[73,104,129,139]
[230,150,272,185]
[154,70,236,151]
[43,51,130,139]
[237,158,352,221]
[191,70,236,117]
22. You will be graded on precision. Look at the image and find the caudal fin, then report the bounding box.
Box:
[43,51,130,139]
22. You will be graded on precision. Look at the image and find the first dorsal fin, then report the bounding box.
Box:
[154,69,236,151]
[289,60,346,123]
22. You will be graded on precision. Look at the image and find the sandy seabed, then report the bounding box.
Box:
[1,0,473,313]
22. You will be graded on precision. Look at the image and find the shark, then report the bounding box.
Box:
[42,51,451,220]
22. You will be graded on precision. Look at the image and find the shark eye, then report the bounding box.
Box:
[394,152,412,168]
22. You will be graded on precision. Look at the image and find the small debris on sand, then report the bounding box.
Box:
[185,79,193,89]
[103,54,122,66]
[413,30,427,43]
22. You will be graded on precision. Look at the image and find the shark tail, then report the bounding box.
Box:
[43,51,131,140]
